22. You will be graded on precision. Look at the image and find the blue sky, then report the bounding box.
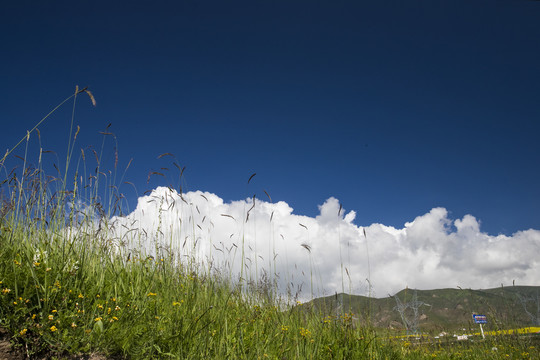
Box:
[2,0,540,238]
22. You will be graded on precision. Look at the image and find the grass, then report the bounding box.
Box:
[0,88,538,359]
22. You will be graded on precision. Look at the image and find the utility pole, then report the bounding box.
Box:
[394,290,426,336]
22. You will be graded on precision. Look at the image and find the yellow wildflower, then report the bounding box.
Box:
[48,315,54,321]
[19,329,27,336]
[147,292,157,296]
[299,327,311,338]
[50,326,57,332]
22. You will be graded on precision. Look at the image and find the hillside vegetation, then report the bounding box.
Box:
[311,286,540,334]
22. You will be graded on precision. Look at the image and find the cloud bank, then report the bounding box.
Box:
[110,187,540,300]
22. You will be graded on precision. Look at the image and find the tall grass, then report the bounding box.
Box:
[0,88,388,359]
[0,88,538,359]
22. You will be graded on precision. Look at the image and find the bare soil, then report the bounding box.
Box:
[0,328,23,360]
[0,328,111,360]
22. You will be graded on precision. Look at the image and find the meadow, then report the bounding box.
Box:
[0,88,538,359]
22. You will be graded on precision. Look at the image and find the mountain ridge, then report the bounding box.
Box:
[308,285,540,333]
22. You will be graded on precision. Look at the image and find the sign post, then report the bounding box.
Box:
[472,314,487,339]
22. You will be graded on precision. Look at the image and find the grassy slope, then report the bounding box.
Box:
[0,195,391,359]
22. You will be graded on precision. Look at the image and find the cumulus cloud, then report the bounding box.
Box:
[109,187,540,300]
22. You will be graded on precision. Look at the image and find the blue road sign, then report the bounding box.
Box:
[473,314,487,324]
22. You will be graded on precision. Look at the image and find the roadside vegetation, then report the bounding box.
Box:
[0,88,538,359]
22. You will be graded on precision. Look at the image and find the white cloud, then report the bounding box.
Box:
[109,187,540,300]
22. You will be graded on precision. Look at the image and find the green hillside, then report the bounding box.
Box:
[310,286,540,334]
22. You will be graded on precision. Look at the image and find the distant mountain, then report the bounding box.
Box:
[308,286,540,334]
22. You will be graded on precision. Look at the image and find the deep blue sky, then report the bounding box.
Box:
[2,0,540,235]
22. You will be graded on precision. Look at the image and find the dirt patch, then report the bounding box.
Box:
[0,328,114,360]
[0,328,23,360]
